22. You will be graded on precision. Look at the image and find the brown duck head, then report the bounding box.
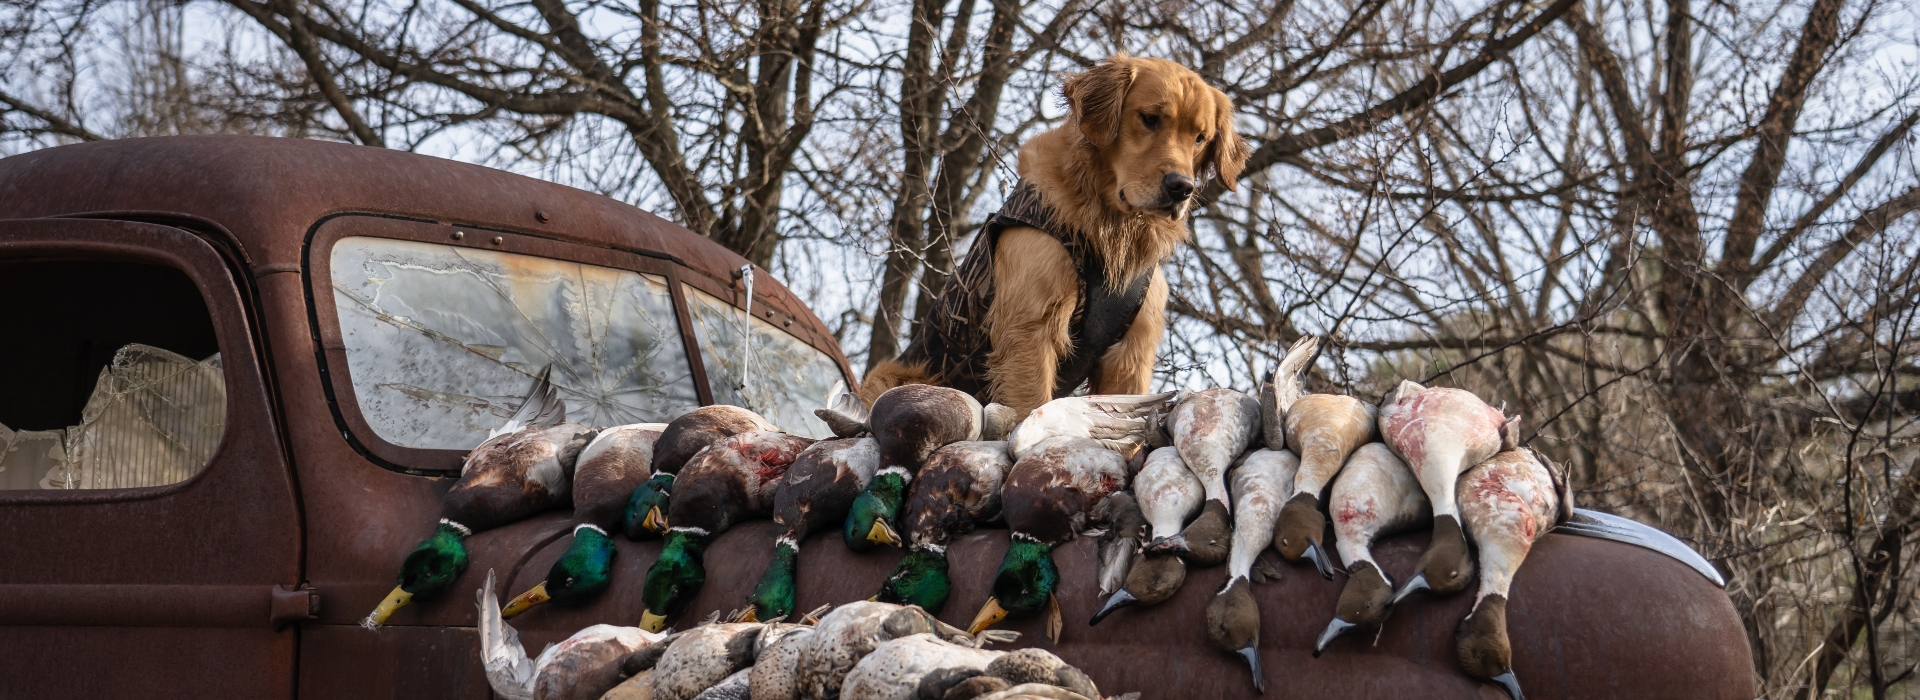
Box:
[1204,576,1265,694]
[1456,594,1522,700]
[1273,492,1336,579]
[1314,560,1394,656]
[1144,499,1230,567]
[1088,551,1186,625]
[1391,514,1476,604]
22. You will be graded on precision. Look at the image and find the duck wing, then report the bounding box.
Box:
[489,365,567,441]
[1008,392,1179,459]
[1260,336,1320,449]
[477,569,537,700]
[815,381,872,438]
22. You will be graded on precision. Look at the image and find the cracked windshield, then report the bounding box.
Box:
[330,236,700,451]
[685,286,843,438]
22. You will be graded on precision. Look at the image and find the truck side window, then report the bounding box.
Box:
[329,237,701,451]
[684,286,845,438]
[0,261,226,490]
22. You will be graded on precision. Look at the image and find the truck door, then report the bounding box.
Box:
[0,220,304,698]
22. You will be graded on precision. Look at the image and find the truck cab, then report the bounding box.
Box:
[0,136,1755,700]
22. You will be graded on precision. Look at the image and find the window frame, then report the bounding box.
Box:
[0,220,246,503]
[304,214,853,476]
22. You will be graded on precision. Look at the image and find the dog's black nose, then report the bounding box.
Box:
[1162,173,1196,201]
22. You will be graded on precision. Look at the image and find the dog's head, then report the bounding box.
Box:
[1063,56,1250,219]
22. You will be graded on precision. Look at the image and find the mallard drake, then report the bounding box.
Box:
[1147,389,1259,567]
[1313,442,1430,656]
[364,367,596,629]
[744,437,882,622]
[795,601,959,700]
[1263,337,1377,580]
[876,441,1014,611]
[1091,492,1146,599]
[1205,448,1297,694]
[625,405,778,540]
[846,385,1002,553]
[1377,381,1518,604]
[649,621,768,700]
[503,423,666,619]
[476,569,664,700]
[640,430,814,631]
[1452,448,1570,700]
[968,436,1129,642]
[1005,392,1179,461]
[841,633,1004,700]
[1089,446,1200,624]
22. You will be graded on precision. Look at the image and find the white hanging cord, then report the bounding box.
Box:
[736,264,757,409]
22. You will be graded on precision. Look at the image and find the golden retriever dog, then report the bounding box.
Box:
[861,55,1248,416]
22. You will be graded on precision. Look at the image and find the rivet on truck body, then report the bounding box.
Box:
[536,211,551,223]
[451,231,464,240]
[492,236,504,245]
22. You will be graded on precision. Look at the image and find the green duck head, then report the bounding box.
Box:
[363,519,471,629]
[843,468,908,552]
[639,528,709,632]
[622,473,675,540]
[501,524,617,619]
[876,546,951,611]
[742,536,801,623]
[968,535,1057,634]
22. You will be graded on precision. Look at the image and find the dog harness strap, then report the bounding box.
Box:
[894,180,1154,401]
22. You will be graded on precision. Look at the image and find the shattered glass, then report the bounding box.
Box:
[331,237,701,451]
[9,344,228,490]
[684,286,846,438]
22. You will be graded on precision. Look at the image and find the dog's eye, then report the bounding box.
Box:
[1195,133,1207,146]
[1139,113,1161,131]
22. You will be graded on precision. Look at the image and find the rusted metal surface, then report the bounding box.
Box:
[473,520,1753,700]
[0,220,302,698]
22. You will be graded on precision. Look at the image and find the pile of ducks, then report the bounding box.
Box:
[363,333,1576,700]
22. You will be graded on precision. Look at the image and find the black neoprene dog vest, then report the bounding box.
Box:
[895,180,1155,401]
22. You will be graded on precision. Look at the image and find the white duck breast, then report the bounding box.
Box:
[476,570,663,700]
[1006,391,1180,461]
[1376,382,1511,521]
[1227,449,1297,579]
[841,633,1002,700]
[1454,448,1569,700]
[1131,446,1203,544]
[1168,389,1262,508]
[1458,449,1564,605]
[1329,443,1431,572]
[650,622,764,700]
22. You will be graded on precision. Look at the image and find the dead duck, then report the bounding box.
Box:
[364,367,596,629]
[1146,389,1260,567]
[1005,392,1180,461]
[1205,448,1297,694]
[1313,442,1431,656]
[744,437,882,622]
[1453,448,1571,700]
[1378,381,1518,604]
[477,569,664,700]
[649,621,770,700]
[877,441,1014,612]
[639,430,815,631]
[502,423,666,619]
[795,601,964,700]
[1091,491,1146,599]
[625,405,778,540]
[978,648,1100,699]
[1089,446,1201,624]
[749,622,819,700]
[841,633,1005,700]
[846,385,1002,553]
[968,436,1129,642]
[1266,337,1378,580]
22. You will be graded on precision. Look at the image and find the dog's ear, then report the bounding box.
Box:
[1200,86,1250,190]
[1063,58,1137,147]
